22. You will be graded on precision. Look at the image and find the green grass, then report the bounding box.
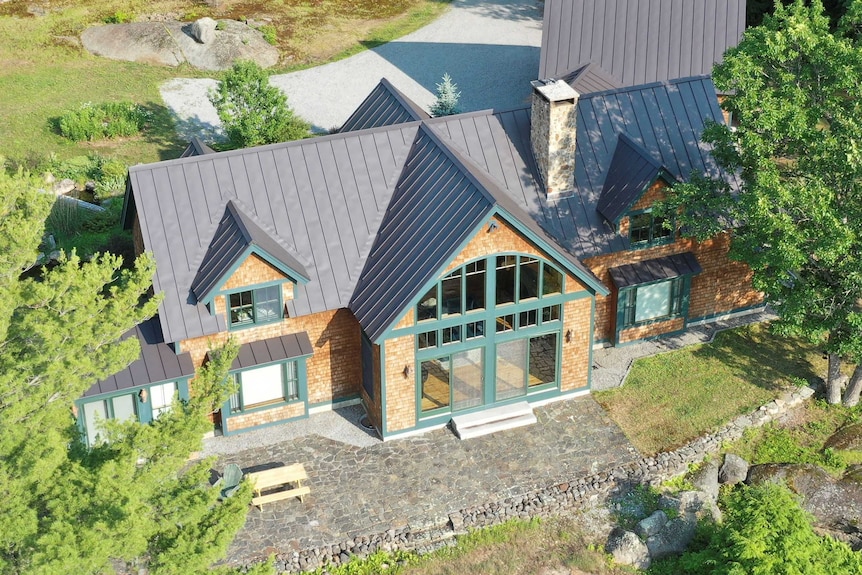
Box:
[594,324,824,455]
[0,0,450,167]
[727,400,862,475]
[308,518,632,575]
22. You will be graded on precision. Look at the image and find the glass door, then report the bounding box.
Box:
[451,348,484,411]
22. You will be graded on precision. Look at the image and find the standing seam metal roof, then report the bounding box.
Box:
[128,76,735,346]
[83,317,195,398]
[340,78,431,133]
[129,125,419,343]
[608,251,702,288]
[539,0,746,89]
[597,132,671,224]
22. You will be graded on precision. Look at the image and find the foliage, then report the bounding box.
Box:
[258,24,278,45]
[728,400,862,474]
[58,101,149,142]
[0,170,259,575]
[662,0,862,405]
[103,10,134,24]
[649,483,862,574]
[429,72,461,117]
[594,324,820,454]
[209,60,311,149]
[611,484,661,530]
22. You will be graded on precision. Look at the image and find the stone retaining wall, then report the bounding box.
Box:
[268,386,814,573]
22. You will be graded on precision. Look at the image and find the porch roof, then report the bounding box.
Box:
[230,332,314,370]
[608,252,701,289]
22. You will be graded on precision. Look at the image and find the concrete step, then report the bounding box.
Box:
[451,401,537,439]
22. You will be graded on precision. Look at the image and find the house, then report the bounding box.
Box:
[75,3,760,444]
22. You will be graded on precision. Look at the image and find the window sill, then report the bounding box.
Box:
[228,316,283,332]
[227,397,301,417]
[622,313,682,330]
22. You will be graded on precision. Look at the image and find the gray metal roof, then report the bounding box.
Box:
[231,332,313,370]
[608,252,702,288]
[350,125,496,340]
[340,78,430,133]
[180,137,216,158]
[128,76,733,345]
[83,317,195,398]
[129,124,420,343]
[430,76,737,260]
[561,62,622,95]
[597,132,667,224]
[190,200,310,302]
[539,0,746,89]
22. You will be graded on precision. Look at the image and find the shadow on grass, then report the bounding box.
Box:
[139,102,198,160]
[690,324,824,392]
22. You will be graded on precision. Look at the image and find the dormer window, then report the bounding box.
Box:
[629,210,673,247]
[229,285,282,328]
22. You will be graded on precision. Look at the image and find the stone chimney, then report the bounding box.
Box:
[530,79,579,198]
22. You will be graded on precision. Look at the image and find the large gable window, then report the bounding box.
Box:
[229,285,282,328]
[229,361,299,413]
[629,210,673,247]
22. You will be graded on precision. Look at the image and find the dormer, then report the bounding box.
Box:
[597,133,680,249]
[191,201,309,330]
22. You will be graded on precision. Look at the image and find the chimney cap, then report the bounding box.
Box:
[531,79,579,103]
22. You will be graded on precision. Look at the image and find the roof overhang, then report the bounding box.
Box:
[608,252,702,289]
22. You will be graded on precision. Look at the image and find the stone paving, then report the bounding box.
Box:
[216,397,639,565]
[211,308,772,566]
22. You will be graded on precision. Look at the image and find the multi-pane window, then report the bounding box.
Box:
[417,256,565,350]
[150,381,177,418]
[229,361,299,413]
[229,285,282,327]
[629,211,673,247]
[621,277,685,328]
[82,394,137,446]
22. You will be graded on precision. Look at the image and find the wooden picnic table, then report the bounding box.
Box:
[247,463,309,509]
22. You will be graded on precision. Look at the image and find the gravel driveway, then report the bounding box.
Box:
[160,0,542,141]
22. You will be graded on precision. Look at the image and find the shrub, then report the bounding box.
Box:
[58,101,147,142]
[104,11,134,24]
[649,483,862,574]
[258,24,277,45]
[209,60,311,149]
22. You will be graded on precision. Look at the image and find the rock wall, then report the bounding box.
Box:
[262,385,814,573]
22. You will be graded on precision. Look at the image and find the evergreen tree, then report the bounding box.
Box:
[209,60,311,149]
[430,73,461,117]
[663,0,862,405]
[0,170,265,574]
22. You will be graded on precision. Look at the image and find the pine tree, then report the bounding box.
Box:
[430,73,461,117]
[0,170,264,574]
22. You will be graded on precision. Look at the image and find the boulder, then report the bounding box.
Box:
[719,453,749,485]
[606,528,651,570]
[636,510,668,539]
[191,17,217,44]
[646,516,697,560]
[747,463,862,533]
[691,459,720,500]
[825,422,862,451]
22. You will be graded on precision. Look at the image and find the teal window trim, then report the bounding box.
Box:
[76,377,190,444]
[224,280,284,330]
[627,208,675,249]
[617,276,692,331]
[224,358,306,417]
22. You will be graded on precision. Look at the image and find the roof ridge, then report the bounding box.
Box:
[378,78,431,122]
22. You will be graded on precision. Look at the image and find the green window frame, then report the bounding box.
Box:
[620,277,686,328]
[228,284,282,328]
[228,360,300,414]
[629,210,674,247]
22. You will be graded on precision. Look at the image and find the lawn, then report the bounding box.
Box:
[310,518,631,575]
[0,0,450,166]
[594,324,825,455]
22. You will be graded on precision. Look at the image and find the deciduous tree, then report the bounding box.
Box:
[664,0,862,405]
[210,60,311,148]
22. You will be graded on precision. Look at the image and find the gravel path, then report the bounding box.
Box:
[160,0,543,141]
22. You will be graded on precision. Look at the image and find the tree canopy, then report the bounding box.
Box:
[210,60,311,149]
[0,169,264,574]
[664,0,862,405]
[429,73,461,117]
